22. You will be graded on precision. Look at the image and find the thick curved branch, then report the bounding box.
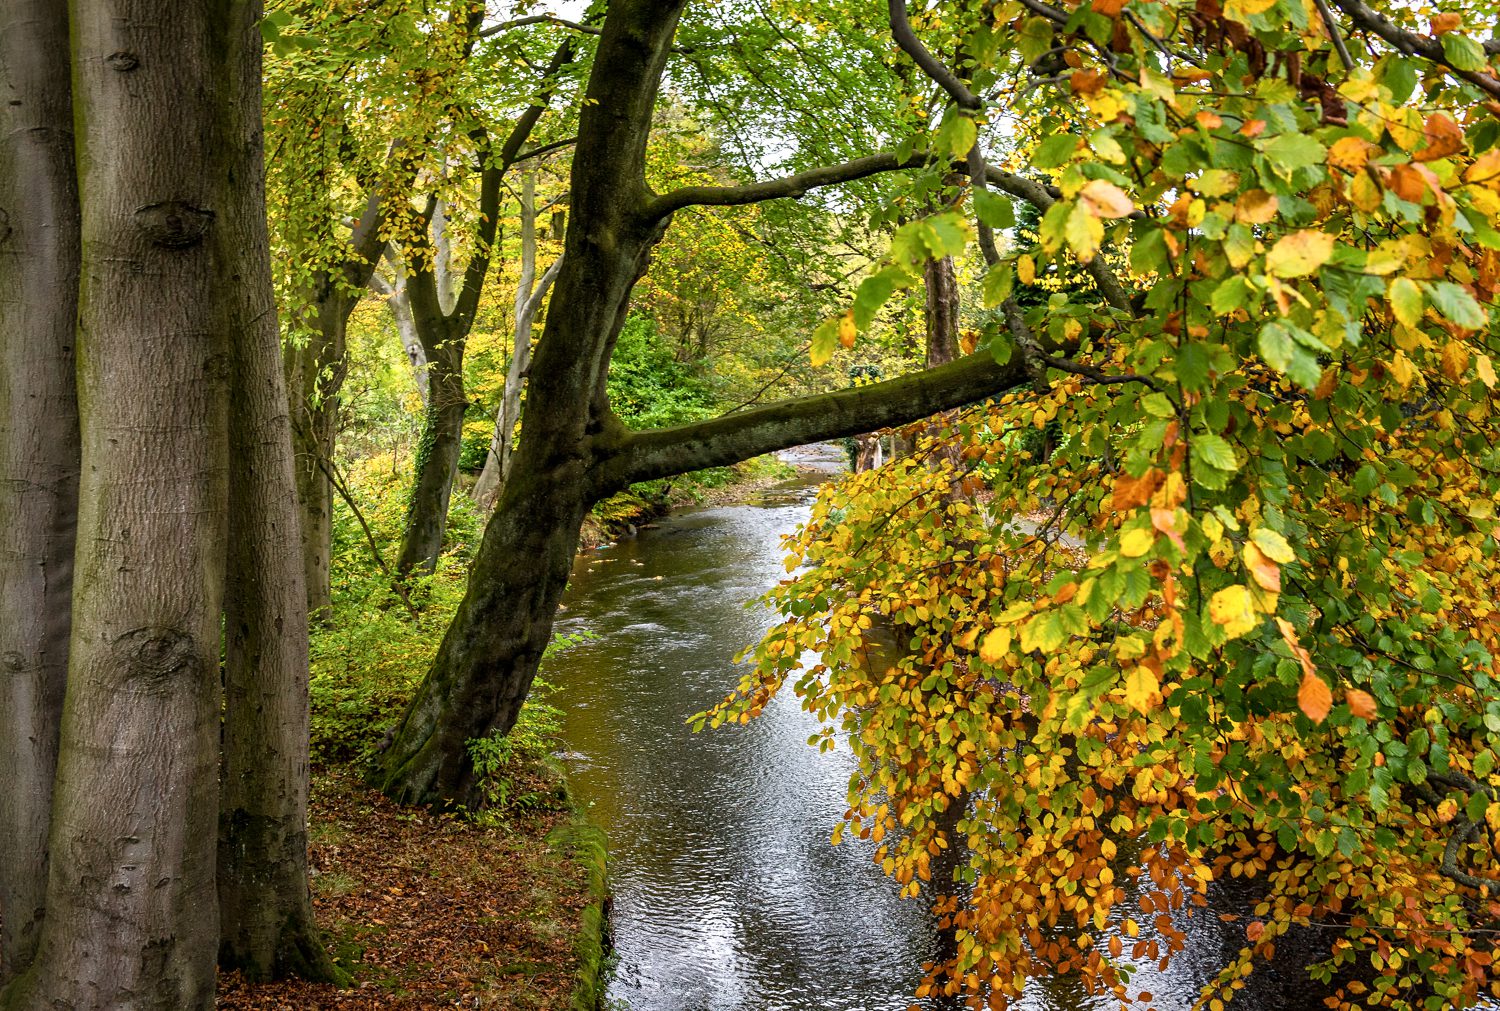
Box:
[646,152,922,219]
[599,352,1031,488]
[887,0,981,109]
[451,39,576,329]
[1327,0,1500,98]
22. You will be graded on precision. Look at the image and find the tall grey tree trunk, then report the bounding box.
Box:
[216,9,342,982]
[3,1,244,1005]
[0,0,80,982]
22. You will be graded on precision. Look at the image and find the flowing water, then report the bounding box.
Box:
[542,447,1338,1011]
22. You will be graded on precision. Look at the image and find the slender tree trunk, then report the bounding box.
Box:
[371,266,429,403]
[394,308,467,578]
[0,0,80,982]
[3,1,242,1005]
[285,298,349,620]
[216,13,341,982]
[474,174,562,512]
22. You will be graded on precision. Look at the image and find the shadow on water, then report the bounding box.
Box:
[541,445,1370,1011]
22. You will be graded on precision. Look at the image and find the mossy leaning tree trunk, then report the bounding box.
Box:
[371,0,1037,809]
[0,0,80,983]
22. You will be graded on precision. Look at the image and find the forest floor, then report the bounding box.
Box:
[217,768,606,1011]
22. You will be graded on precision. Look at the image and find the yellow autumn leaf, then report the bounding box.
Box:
[1119,527,1156,558]
[1250,527,1295,564]
[1389,350,1415,388]
[1478,354,1497,389]
[1209,585,1258,639]
[838,310,857,349]
[1265,230,1335,277]
[1064,201,1104,264]
[1441,341,1471,382]
[1079,178,1135,219]
[1234,189,1279,225]
[1123,665,1159,714]
[1225,0,1277,16]
[978,628,1011,664]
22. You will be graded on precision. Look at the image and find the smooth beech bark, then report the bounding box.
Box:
[0,0,80,982]
[216,10,341,982]
[372,0,1034,808]
[3,2,238,1005]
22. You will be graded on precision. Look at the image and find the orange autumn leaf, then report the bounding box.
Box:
[1346,689,1377,720]
[1416,113,1464,163]
[1299,670,1333,723]
[1430,11,1461,34]
[1112,469,1163,512]
[1243,542,1281,593]
[1070,69,1106,95]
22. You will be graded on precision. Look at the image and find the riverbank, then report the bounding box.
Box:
[218,768,606,1010]
[577,451,800,549]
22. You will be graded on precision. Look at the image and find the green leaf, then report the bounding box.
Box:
[1263,133,1327,176]
[1211,276,1252,315]
[1193,434,1238,472]
[1381,56,1418,104]
[1259,321,1296,372]
[1035,133,1081,169]
[981,262,1014,309]
[935,110,978,159]
[1441,33,1486,72]
[1426,281,1486,330]
[1389,277,1424,328]
[854,266,911,329]
[810,318,839,367]
[973,189,1015,230]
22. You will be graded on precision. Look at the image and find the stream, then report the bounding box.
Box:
[542,447,1339,1011]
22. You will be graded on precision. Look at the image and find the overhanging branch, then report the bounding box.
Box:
[598,351,1032,488]
[645,152,921,220]
[1327,0,1500,98]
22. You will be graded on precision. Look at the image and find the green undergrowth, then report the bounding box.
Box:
[547,820,612,1011]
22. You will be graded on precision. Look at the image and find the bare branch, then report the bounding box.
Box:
[1313,0,1356,70]
[479,14,599,39]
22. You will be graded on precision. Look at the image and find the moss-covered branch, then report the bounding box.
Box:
[599,352,1030,488]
